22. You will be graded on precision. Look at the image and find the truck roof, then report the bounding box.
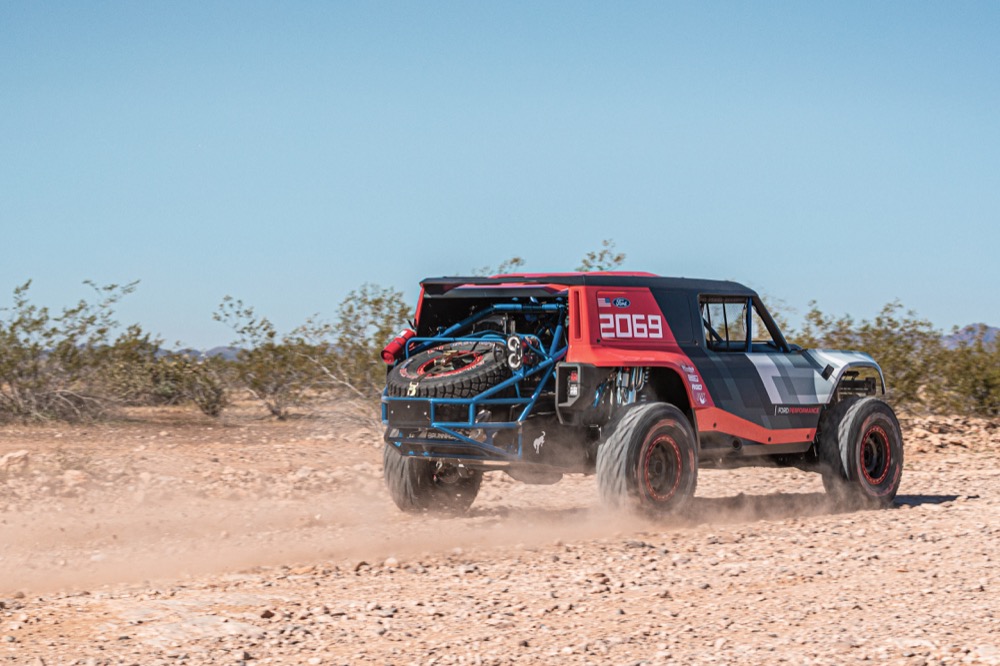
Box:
[420,272,758,298]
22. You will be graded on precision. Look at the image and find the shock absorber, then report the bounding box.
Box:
[633,367,649,398]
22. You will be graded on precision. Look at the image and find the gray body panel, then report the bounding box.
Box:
[747,349,884,406]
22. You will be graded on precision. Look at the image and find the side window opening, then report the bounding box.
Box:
[701,298,749,352]
[701,296,782,353]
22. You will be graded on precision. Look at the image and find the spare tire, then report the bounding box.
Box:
[386,341,511,398]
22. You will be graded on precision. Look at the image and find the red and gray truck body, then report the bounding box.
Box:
[381,272,885,475]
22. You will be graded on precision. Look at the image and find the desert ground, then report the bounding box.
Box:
[0,402,998,665]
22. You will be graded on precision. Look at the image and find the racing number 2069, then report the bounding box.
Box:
[598,313,664,339]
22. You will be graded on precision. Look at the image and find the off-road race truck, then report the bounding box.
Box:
[380,272,903,515]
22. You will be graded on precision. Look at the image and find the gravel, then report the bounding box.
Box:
[0,403,998,664]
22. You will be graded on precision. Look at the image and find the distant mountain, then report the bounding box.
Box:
[204,346,241,361]
[154,347,206,360]
[944,324,1000,349]
[149,346,243,360]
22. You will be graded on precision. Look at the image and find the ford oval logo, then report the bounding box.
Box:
[613,297,630,308]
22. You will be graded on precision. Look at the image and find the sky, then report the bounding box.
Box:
[2,2,998,348]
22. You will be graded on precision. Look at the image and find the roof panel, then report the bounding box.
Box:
[420,272,757,297]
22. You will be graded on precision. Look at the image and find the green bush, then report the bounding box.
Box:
[939,325,1000,416]
[0,280,139,422]
[293,283,412,401]
[148,354,230,417]
[6,244,998,422]
[787,300,1000,416]
[97,324,163,406]
[576,239,625,272]
[791,301,943,407]
[214,296,320,419]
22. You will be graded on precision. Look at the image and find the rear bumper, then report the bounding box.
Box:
[382,395,527,463]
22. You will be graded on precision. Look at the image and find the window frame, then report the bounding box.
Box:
[699,294,790,354]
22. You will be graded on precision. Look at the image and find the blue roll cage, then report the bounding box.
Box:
[381,301,568,463]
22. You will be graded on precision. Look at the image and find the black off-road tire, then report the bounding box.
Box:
[382,443,483,514]
[386,341,510,398]
[596,402,698,515]
[817,397,903,508]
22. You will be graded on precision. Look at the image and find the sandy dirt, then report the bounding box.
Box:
[0,402,998,664]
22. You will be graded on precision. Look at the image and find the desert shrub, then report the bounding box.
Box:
[470,239,626,276]
[147,355,188,405]
[0,280,140,421]
[938,325,1000,416]
[97,324,163,405]
[214,296,321,419]
[576,239,626,271]
[214,286,410,414]
[159,354,229,416]
[93,324,230,416]
[239,341,318,418]
[293,283,412,400]
[472,257,526,276]
[792,301,945,408]
[185,360,229,417]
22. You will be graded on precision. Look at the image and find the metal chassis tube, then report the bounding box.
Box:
[382,303,567,463]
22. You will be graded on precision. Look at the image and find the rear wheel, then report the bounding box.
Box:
[817,397,903,508]
[382,443,483,514]
[596,402,698,515]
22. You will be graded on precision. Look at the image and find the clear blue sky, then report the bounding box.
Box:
[2,2,998,348]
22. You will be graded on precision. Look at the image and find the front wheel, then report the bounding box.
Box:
[596,402,698,515]
[382,443,483,514]
[817,397,903,508]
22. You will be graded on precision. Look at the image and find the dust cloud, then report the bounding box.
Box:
[0,405,845,594]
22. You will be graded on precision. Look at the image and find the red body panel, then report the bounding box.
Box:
[566,285,717,413]
[696,408,816,445]
[413,286,426,328]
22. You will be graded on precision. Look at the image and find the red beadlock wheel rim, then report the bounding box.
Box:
[642,425,682,502]
[860,425,891,485]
